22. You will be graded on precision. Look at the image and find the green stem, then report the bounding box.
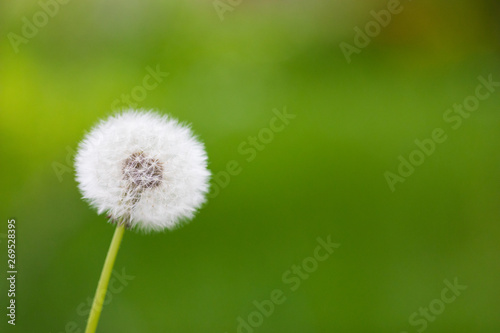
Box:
[85,223,126,333]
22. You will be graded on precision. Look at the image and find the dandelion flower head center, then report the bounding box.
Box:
[122,151,163,190]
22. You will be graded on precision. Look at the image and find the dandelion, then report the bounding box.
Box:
[75,110,210,333]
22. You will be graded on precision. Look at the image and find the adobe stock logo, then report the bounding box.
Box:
[209,107,295,199]
[399,278,467,333]
[7,0,71,54]
[50,267,134,333]
[110,65,169,110]
[227,235,340,333]
[213,0,242,21]
[339,0,410,64]
[385,74,499,192]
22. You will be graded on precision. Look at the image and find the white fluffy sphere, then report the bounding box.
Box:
[75,110,211,232]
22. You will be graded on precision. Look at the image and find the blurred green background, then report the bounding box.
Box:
[1,0,500,332]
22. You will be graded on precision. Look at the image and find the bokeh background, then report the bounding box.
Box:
[1,0,500,332]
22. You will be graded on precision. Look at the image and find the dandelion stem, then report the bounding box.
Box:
[85,223,126,333]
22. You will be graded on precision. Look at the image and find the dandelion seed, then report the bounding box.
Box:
[75,109,211,231]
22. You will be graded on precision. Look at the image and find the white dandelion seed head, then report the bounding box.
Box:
[75,110,211,232]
